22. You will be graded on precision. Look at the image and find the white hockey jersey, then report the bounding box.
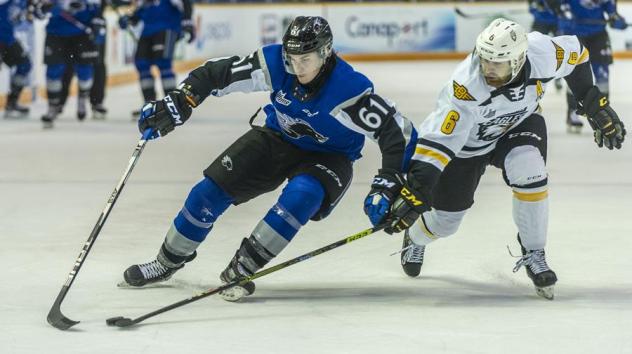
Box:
[413,32,590,172]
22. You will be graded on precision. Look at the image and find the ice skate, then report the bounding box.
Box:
[131,108,142,121]
[92,104,107,120]
[400,229,425,277]
[41,106,60,129]
[219,255,256,302]
[119,251,196,287]
[513,237,557,300]
[566,110,584,134]
[3,100,29,119]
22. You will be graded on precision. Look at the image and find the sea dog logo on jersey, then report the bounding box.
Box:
[275,90,292,106]
[477,107,528,141]
[277,112,329,143]
[221,155,233,171]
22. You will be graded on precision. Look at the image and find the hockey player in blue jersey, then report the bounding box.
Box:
[118,0,195,117]
[36,0,102,128]
[121,16,417,302]
[0,0,32,118]
[529,0,558,34]
[557,0,628,132]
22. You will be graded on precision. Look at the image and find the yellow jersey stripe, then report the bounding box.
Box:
[513,190,548,202]
[415,147,450,167]
[577,48,590,64]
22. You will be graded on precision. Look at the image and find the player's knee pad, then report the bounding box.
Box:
[15,58,31,77]
[173,177,234,242]
[261,174,325,242]
[423,209,467,238]
[503,146,547,188]
[74,64,94,91]
[46,64,66,81]
[278,174,325,225]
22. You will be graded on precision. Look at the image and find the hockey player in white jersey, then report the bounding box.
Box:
[365,19,625,300]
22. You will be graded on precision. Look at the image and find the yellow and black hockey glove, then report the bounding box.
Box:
[581,86,626,150]
[384,184,430,234]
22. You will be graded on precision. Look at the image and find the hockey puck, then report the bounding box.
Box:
[106,316,134,327]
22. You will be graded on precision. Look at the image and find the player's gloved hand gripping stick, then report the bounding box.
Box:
[47,128,155,330]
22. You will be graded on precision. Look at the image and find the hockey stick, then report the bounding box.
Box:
[455,7,632,26]
[59,10,92,36]
[106,224,386,328]
[47,128,154,330]
[454,7,528,19]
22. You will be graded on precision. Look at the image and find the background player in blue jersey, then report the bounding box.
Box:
[120,16,417,302]
[118,0,195,117]
[529,0,559,35]
[557,0,628,132]
[58,0,108,120]
[0,0,32,118]
[36,0,102,128]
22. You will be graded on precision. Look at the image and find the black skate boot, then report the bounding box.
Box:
[219,254,256,302]
[514,235,557,300]
[4,99,29,119]
[92,104,107,120]
[41,106,61,129]
[121,251,196,287]
[401,229,425,277]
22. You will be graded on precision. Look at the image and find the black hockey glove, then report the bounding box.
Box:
[580,86,626,150]
[181,19,196,44]
[138,90,193,139]
[363,169,404,226]
[384,184,430,234]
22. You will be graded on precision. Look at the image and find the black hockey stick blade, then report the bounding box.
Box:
[47,290,79,330]
[106,316,135,327]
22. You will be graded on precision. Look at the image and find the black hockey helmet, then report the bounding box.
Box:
[282,16,333,73]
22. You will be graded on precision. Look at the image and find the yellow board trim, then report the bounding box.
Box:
[415,147,450,167]
[513,190,548,202]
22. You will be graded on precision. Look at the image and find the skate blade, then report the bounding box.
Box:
[42,122,54,129]
[566,125,582,134]
[92,112,106,120]
[219,286,249,302]
[535,285,555,300]
[4,112,29,119]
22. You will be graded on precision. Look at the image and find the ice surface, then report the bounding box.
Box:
[1,60,631,354]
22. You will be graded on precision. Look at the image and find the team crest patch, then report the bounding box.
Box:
[552,41,564,71]
[453,81,476,101]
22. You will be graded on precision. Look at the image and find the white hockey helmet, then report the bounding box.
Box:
[475,18,528,86]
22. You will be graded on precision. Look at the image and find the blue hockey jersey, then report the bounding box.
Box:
[529,0,557,25]
[131,0,188,37]
[181,44,417,173]
[45,0,101,36]
[558,0,617,37]
[0,0,24,44]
